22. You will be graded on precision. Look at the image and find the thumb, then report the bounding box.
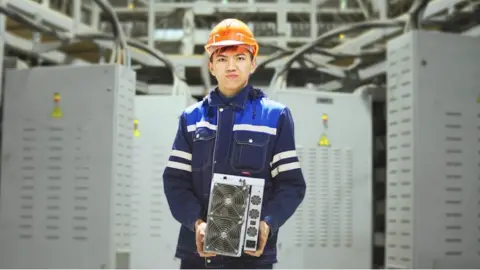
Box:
[198,223,207,234]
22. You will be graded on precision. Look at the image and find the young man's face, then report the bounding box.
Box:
[208,45,256,97]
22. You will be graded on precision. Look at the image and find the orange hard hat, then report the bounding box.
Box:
[204,18,259,58]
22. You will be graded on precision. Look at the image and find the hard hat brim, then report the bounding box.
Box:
[205,41,257,57]
[206,40,247,55]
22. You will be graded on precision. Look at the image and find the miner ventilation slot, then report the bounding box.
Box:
[243,186,264,252]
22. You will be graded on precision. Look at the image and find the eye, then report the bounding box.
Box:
[217,58,226,62]
[237,56,246,61]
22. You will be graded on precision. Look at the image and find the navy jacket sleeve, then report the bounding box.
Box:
[262,107,306,235]
[163,112,202,232]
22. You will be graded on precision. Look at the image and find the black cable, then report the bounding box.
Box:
[256,42,321,70]
[75,33,178,76]
[256,50,291,70]
[408,0,431,30]
[43,32,183,80]
[263,0,458,84]
[256,42,366,70]
[312,47,385,59]
[256,42,287,52]
[255,45,385,71]
[270,20,406,84]
[91,0,127,51]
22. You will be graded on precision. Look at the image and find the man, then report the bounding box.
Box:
[163,18,306,269]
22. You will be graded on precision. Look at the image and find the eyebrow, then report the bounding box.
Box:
[217,53,246,58]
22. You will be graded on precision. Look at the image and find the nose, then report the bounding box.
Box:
[226,58,236,72]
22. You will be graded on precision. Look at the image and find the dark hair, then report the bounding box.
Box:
[209,45,254,62]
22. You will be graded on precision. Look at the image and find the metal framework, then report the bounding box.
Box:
[113,0,365,52]
[0,0,478,96]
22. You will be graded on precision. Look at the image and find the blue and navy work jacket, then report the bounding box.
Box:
[162,85,306,266]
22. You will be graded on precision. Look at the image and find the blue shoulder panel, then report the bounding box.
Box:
[233,97,286,135]
[183,100,217,132]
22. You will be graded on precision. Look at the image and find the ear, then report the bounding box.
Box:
[208,62,215,76]
[250,59,257,74]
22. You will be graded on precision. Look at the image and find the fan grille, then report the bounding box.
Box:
[205,217,243,254]
[209,183,249,218]
[251,195,262,205]
[249,209,260,219]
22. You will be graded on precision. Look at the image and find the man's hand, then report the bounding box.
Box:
[195,219,216,257]
[244,221,270,257]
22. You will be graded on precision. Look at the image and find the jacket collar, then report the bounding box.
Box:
[206,84,254,109]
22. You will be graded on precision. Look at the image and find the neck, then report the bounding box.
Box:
[218,87,240,97]
[218,83,247,97]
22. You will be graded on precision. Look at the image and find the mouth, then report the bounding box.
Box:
[226,74,238,79]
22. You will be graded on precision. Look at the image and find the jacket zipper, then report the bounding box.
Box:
[211,107,220,180]
[205,108,220,266]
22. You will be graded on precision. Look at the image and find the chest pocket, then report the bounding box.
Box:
[230,131,270,173]
[192,127,216,171]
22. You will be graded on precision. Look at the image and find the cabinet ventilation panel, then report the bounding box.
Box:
[386,31,480,269]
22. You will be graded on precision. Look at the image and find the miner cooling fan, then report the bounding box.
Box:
[204,173,265,257]
[209,183,249,218]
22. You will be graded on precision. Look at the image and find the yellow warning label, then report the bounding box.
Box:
[51,92,63,119]
[133,119,140,137]
[318,134,330,147]
[51,106,63,118]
